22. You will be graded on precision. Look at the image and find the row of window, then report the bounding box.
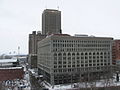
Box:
[53,44,110,48]
[53,48,110,52]
[53,66,109,73]
[54,56,110,60]
[54,59,110,64]
[54,52,110,56]
[53,40,110,43]
[54,63,110,68]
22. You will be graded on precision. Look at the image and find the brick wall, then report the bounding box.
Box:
[0,67,24,81]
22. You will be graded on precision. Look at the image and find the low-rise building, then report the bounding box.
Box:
[0,59,24,81]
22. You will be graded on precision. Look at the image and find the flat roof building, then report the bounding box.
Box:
[42,9,62,35]
[29,31,46,55]
[0,59,24,81]
[37,34,113,85]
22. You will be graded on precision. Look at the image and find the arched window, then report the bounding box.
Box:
[68,53,71,56]
[93,52,95,55]
[81,53,84,55]
[72,53,75,56]
[85,53,87,55]
[89,53,92,55]
[104,52,106,55]
[77,53,79,56]
[97,52,99,55]
[58,53,62,56]
[101,52,103,55]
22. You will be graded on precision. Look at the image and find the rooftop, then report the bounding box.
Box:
[0,66,23,69]
[0,58,18,63]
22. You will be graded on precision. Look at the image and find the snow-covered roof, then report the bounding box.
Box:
[0,59,18,63]
[0,66,23,69]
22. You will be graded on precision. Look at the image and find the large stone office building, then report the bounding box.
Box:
[37,34,113,85]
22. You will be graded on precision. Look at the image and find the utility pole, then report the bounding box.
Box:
[17,46,20,61]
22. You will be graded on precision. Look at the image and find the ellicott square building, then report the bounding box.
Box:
[37,34,113,85]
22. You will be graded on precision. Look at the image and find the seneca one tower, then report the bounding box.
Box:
[42,9,62,35]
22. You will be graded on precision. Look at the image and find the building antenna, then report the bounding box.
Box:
[57,6,59,10]
[17,46,20,60]
[57,0,60,10]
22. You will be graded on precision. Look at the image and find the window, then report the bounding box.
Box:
[89,53,92,55]
[58,53,62,56]
[54,53,57,56]
[68,53,71,56]
[81,53,84,55]
[85,53,87,55]
[77,57,79,59]
[54,66,57,68]
[63,57,66,60]
[63,61,66,64]
[89,60,92,63]
[58,61,62,64]
[54,61,57,64]
[89,64,92,66]
[77,53,79,56]
[63,53,66,56]
[72,53,75,56]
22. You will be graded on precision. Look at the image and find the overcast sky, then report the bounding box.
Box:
[0,0,120,54]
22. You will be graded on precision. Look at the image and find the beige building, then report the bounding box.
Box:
[42,9,62,35]
[37,34,113,85]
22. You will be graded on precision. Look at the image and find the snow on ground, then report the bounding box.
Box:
[42,76,120,90]
[42,81,73,90]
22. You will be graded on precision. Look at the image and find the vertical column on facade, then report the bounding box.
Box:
[51,73,54,85]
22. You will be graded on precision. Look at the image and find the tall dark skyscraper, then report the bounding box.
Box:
[42,9,62,35]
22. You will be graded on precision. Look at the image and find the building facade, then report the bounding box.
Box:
[28,31,46,68]
[29,31,46,54]
[37,34,113,85]
[0,67,24,81]
[112,40,120,65]
[42,9,62,35]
